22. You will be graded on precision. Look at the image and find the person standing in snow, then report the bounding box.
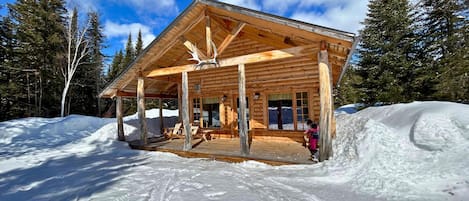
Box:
[304,121,319,161]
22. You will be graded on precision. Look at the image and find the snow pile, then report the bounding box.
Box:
[334,103,363,115]
[1,102,468,201]
[331,101,469,200]
[123,108,179,141]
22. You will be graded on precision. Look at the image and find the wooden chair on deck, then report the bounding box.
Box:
[164,122,182,140]
[165,123,210,142]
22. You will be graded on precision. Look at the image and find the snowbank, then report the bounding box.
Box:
[123,108,179,141]
[1,102,468,201]
[335,103,363,115]
[331,101,469,200]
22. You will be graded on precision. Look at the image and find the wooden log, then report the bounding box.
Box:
[182,71,192,150]
[178,83,182,122]
[318,41,333,162]
[137,76,148,145]
[116,96,125,141]
[218,22,246,55]
[238,63,250,156]
[145,45,316,77]
[116,91,177,99]
[159,98,164,135]
[206,14,212,57]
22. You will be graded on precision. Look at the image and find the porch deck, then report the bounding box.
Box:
[128,137,315,165]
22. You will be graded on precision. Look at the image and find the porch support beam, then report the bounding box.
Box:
[116,96,125,141]
[137,76,148,145]
[318,41,333,161]
[159,98,164,135]
[238,63,249,156]
[178,83,182,122]
[182,71,192,151]
[146,45,316,78]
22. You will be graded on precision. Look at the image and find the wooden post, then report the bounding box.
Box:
[178,83,182,122]
[318,41,333,161]
[116,96,125,141]
[182,71,192,151]
[205,14,212,57]
[137,76,148,145]
[238,63,249,156]
[159,98,164,135]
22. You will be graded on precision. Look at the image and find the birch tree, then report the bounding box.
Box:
[61,8,90,117]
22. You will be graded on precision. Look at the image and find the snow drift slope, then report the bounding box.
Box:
[0,103,468,201]
[331,101,469,200]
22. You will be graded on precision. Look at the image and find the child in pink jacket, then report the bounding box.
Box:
[304,121,319,160]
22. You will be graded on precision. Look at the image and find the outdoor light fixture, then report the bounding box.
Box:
[254,92,260,100]
[221,95,227,102]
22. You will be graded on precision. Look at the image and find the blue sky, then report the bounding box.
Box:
[1,0,369,65]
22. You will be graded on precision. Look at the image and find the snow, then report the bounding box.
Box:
[334,103,364,115]
[1,102,468,201]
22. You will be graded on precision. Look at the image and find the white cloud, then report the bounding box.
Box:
[289,0,369,33]
[104,21,156,49]
[219,0,261,11]
[113,0,179,15]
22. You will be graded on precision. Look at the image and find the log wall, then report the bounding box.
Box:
[185,38,320,142]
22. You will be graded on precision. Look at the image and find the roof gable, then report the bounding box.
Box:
[99,0,357,98]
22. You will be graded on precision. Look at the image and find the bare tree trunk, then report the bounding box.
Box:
[61,81,70,117]
[60,10,90,117]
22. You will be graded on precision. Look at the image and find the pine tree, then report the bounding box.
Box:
[421,0,469,101]
[8,0,67,117]
[357,0,418,104]
[87,11,106,116]
[0,15,27,120]
[135,29,143,56]
[108,50,124,80]
[122,33,134,69]
[335,65,365,106]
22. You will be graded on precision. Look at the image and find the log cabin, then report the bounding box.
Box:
[99,0,358,162]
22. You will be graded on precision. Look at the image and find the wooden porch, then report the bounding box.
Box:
[128,137,315,165]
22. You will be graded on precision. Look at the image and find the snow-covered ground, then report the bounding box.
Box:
[0,102,468,201]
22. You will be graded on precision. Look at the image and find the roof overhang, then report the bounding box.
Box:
[99,0,356,98]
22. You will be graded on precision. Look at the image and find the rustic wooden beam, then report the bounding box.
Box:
[159,98,164,135]
[111,11,207,97]
[318,41,333,162]
[238,63,249,156]
[116,96,125,141]
[146,45,316,78]
[148,76,181,84]
[116,91,177,99]
[178,83,182,122]
[205,13,212,57]
[137,76,148,145]
[182,71,192,151]
[218,22,246,55]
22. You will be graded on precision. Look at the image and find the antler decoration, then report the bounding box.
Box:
[187,40,219,69]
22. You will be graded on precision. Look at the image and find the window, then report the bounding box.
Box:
[268,93,293,130]
[202,97,220,128]
[296,92,309,130]
[193,98,200,123]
